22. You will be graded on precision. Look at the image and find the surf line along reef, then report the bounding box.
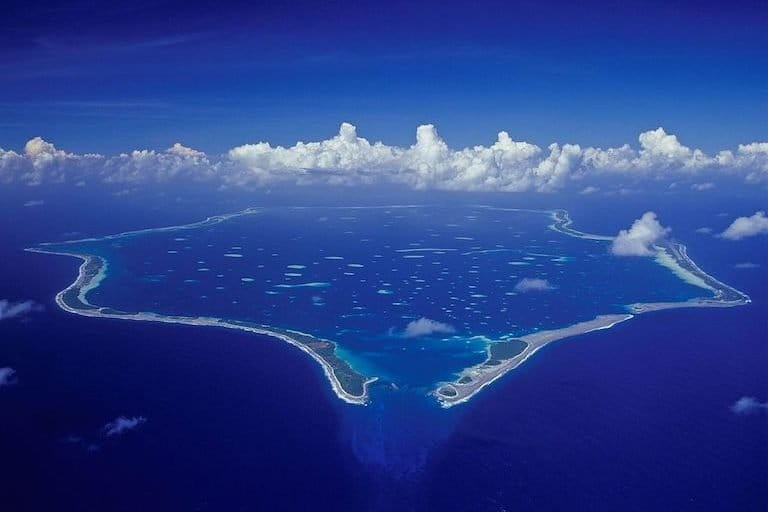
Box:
[27,208,376,405]
[28,207,749,407]
[433,209,750,407]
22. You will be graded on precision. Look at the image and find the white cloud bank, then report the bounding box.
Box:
[0,299,42,321]
[103,416,147,437]
[719,211,768,240]
[611,212,670,256]
[731,396,768,415]
[0,367,16,388]
[513,278,556,292]
[1,124,767,192]
[402,317,456,338]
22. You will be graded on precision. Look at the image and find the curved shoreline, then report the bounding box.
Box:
[29,205,751,408]
[434,314,635,407]
[26,248,377,405]
[432,208,751,407]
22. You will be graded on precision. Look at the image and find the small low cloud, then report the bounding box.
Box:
[720,211,768,240]
[611,212,670,256]
[691,182,714,191]
[103,416,147,437]
[695,227,713,235]
[62,435,100,453]
[734,262,760,269]
[23,199,44,207]
[513,278,556,292]
[0,299,43,321]
[731,396,768,415]
[0,367,17,387]
[112,188,135,197]
[64,415,147,453]
[579,186,599,195]
[402,317,456,338]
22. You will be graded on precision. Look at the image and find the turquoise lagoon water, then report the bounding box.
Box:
[45,206,706,388]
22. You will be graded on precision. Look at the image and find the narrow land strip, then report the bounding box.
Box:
[432,209,751,407]
[26,248,376,405]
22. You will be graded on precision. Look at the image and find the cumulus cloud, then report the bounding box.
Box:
[719,211,768,240]
[0,367,17,387]
[734,262,759,269]
[102,416,147,437]
[225,124,768,190]
[730,396,768,415]
[611,212,670,256]
[0,300,42,321]
[0,138,212,186]
[716,142,768,183]
[23,199,44,207]
[513,278,556,292]
[695,227,713,234]
[1,124,767,191]
[101,143,214,184]
[402,317,456,338]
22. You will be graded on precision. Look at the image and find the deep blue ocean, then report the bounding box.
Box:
[1,185,766,511]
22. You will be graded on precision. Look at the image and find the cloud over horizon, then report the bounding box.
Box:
[1,124,767,192]
[611,212,670,256]
[720,211,768,240]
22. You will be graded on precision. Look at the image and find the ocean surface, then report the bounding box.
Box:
[42,205,704,390]
[1,185,766,511]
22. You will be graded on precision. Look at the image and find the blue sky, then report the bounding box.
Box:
[0,0,766,155]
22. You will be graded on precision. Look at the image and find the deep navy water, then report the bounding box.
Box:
[1,185,766,511]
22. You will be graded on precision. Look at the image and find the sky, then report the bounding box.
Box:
[0,0,766,156]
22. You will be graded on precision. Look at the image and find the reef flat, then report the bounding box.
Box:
[434,314,634,406]
[26,248,376,405]
[29,205,749,407]
[433,209,750,407]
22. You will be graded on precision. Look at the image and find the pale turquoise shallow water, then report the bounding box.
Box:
[45,206,705,387]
